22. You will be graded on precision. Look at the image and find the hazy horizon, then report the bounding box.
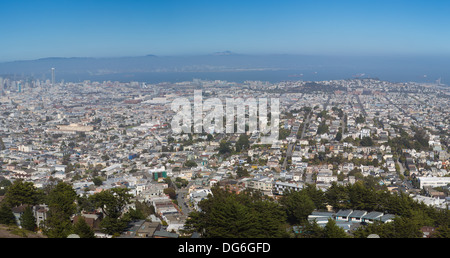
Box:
[1,1,449,84]
[0,52,448,85]
[1,1,450,62]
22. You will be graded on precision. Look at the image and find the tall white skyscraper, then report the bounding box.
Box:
[51,68,55,87]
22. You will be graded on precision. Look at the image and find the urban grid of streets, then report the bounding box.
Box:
[0,77,449,237]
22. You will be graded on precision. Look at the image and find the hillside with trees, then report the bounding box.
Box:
[1,178,449,238]
[0,179,152,238]
[183,183,450,238]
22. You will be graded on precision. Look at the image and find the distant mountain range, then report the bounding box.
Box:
[0,52,449,84]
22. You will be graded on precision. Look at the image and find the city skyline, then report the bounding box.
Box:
[1,0,450,62]
[1,0,450,244]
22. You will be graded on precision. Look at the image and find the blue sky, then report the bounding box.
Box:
[1,0,450,61]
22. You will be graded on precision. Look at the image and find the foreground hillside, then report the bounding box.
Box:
[0,225,47,238]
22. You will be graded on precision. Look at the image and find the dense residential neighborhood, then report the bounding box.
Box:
[0,77,449,238]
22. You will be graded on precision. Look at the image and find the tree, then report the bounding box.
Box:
[325,182,349,210]
[235,134,250,152]
[385,216,423,238]
[44,182,77,238]
[20,206,37,231]
[280,190,316,225]
[356,114,365,124]
[323,219,348,238]
[164,187,177,199]
[302,184,327,210]
[360,136,374,147]
[0,179,12,196]
[184,160,198,168]
[353,221,385,238]
[318,110,329,119]
[218,140,232,155]
[434,224,450,238]
[90,188,132,235]
[0,204,16,225]
[183,186,288,238]
[0,136,5,150]
[236,167,250,178]
[355,210,437,238]
[317,122,329,135]
[73,217,95,238]
[4,180,40,208]
[432,208,450,238]
[62,154,71,165]
[99,216,130,237]
[90,188,132,219]
[77,195,96,214]
[347,181,378,211]
[175,177,189,188]
[335,131,342,141]
[93,177,103,186]
[128,208,146,220]
[300,220,325,238]
[279,127,291,140]
[251,200,288,238]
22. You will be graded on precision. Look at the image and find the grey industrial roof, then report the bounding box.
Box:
[362,211,384,220]
[348,210,367,218]
[309,211,335,217]
[336,209,353,217]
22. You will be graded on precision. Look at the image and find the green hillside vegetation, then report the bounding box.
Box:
[2,178,449,238]
[0,179,152,238]
[183,183,450,238]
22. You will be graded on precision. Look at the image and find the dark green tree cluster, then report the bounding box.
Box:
[73,217,95,238]
[278,127,291,140]
[92,177,103,186]
[280,190,315,225]
[324,181,450,238]
[0,180,41,228]
[299,219,349,238]
[184,160,198,168]
[3,180,40,207]
[0,137,5,150]
[164,187,177,199]
[356,114,365,124]
[360,136,374,146]
[183,182,450,238]
[236,167,250,178]
[335,130,343,142]
[183,187,289,238]
[331,106,344,118]
[43,182,78,238]
[316,122,329,135]
[218,140,232,155]
[412,128,430,150]
[175,177,189,188]
[184,185,351,238]
[0,179,12,196]
[317,110,329,120]
[0,179,138,238]
[235,134,250,152]
[0,203,16,226]
[129,200,155,220]
[353,207,450,238]
[89,188,133,237]
[280,184,327,225]
[388,126,430,153]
